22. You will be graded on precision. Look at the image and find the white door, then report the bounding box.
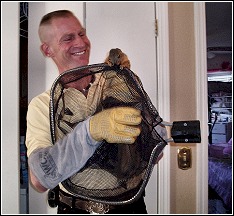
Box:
[86,2,160,213]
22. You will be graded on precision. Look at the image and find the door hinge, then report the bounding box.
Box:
[155,19,158,37]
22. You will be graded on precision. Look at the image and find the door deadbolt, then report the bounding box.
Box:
[177,147,192,170]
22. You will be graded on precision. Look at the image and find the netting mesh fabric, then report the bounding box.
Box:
[49,63,167,205]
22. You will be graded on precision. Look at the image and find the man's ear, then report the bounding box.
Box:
[40,43,52,57]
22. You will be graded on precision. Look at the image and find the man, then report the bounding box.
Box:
[26,10,148,214]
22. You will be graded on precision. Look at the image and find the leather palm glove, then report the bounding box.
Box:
[89,107,142,144]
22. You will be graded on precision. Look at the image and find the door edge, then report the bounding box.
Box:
[194,2,209,214]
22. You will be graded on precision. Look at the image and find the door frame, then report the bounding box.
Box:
[156,2,208,214]
[155,2,171,214]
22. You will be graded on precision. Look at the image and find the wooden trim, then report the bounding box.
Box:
[194,2,209,214]
[155,2,171,214]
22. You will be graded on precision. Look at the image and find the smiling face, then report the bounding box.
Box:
[40,15,91,74]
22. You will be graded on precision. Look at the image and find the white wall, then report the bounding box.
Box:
[1,2,20,214]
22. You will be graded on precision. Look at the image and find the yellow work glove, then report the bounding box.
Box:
[89,107,142,144]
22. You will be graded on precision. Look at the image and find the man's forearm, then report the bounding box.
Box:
[29,169,48,192]
[28,118,101,190]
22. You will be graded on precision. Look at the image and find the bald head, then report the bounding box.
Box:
[38,10,76,43]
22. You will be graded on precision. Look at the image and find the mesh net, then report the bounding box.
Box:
[49,63,167,205]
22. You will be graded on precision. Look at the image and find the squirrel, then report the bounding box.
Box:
[104,48,131,69]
